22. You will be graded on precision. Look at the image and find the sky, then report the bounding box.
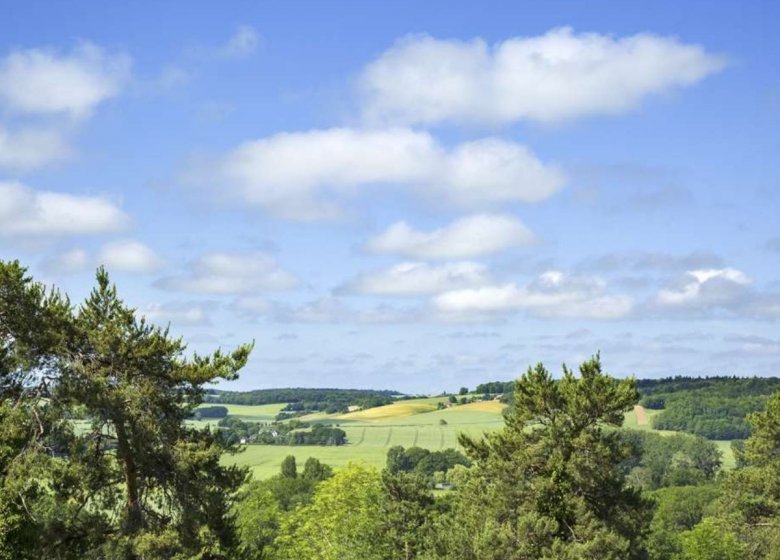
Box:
[1,0,779,393]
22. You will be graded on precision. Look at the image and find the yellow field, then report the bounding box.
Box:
[337,399,445,421]
[456,400,506,413]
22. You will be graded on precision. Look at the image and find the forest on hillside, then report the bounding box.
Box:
[476,375,780,440]
[206,387,398,414]
[638,377,780,439]
[2,262,780,559]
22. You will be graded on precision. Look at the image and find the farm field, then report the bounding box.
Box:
[221,399,507,479]
[211,398,736,480]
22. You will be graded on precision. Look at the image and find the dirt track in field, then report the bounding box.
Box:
[634,405,649,426]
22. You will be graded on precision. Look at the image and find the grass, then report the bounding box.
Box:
[212,397,738,480]
[713,440,736,470]
[219,397,505,479]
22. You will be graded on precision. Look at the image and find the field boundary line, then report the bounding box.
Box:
[354,426,366,445]
[383,427,393,447]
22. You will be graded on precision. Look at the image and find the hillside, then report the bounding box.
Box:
[202,383,756,478]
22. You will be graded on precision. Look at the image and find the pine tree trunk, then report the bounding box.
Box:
[114,418,142,531]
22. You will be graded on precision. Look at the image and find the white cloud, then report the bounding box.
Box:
[0,42,130,118]
[359,28,726,125]
[366,214,536,259]
[97,240,164,273]
[434,270,633,320]
[0,126,71,170]
[221,25,259,57]
[156,252,298,294]
[141,302,211,326]
[657,268,751,307]
[343,261,490,296]
[215,128,564,220]
[650,268,780,320]
[0,181,130,237]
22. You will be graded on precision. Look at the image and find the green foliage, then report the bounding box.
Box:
[386,446,470,478]
[206,387,397,413]
[0,262,253,559]
[474,380,515,395]
[280,455,297,479]
[275,463,385,560]
[638,376,780,440]
[193,405,229,419]
[301,457,333,482]
[218,415,347,446]
[379,471,435,560]
[428,356,653,559]
[676,519,744,560]
[646,485,720,560]
[621,430,722,490]
[232,485,280,560]
[697,391,780,558]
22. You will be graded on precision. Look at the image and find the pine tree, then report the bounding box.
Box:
[1,262,255,559]
[428,355,653,559]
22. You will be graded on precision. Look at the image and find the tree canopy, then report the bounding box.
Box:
[0,261,253,559]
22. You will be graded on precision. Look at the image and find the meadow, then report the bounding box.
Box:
[202,398,737,479]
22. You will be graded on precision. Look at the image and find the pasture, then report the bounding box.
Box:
[219,398,506,479]
[211,399,736,479]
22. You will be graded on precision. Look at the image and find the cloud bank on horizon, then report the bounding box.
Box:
[0,3,777,392]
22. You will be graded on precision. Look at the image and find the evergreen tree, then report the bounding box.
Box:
[428,355,653,559]
[280,455,297,479]
[702,391,780,558]
[0,262,254,559]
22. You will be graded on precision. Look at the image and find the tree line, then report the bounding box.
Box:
[206,387,398,413]
[217,416,348,446]
[639,377,780,439]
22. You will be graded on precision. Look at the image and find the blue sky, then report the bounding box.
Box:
[1,0,779,392]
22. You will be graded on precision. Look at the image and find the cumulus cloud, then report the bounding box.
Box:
[97,240,164,273]
[0,42,130,118]
[359,27,726,125]
[342,261,490,296]
[650,268,780,319]
[0,181,129,237]
[366,214,536,259]
[221,25,259,57]
[156,252,298,294]
[433,270,633,320]
[213,128,564,220]
[0,126,71,170]
[656,268,751,307]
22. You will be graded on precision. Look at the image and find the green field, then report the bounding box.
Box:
[188,403,288,428]
[206,399,737,480]
[217,400,505,479]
